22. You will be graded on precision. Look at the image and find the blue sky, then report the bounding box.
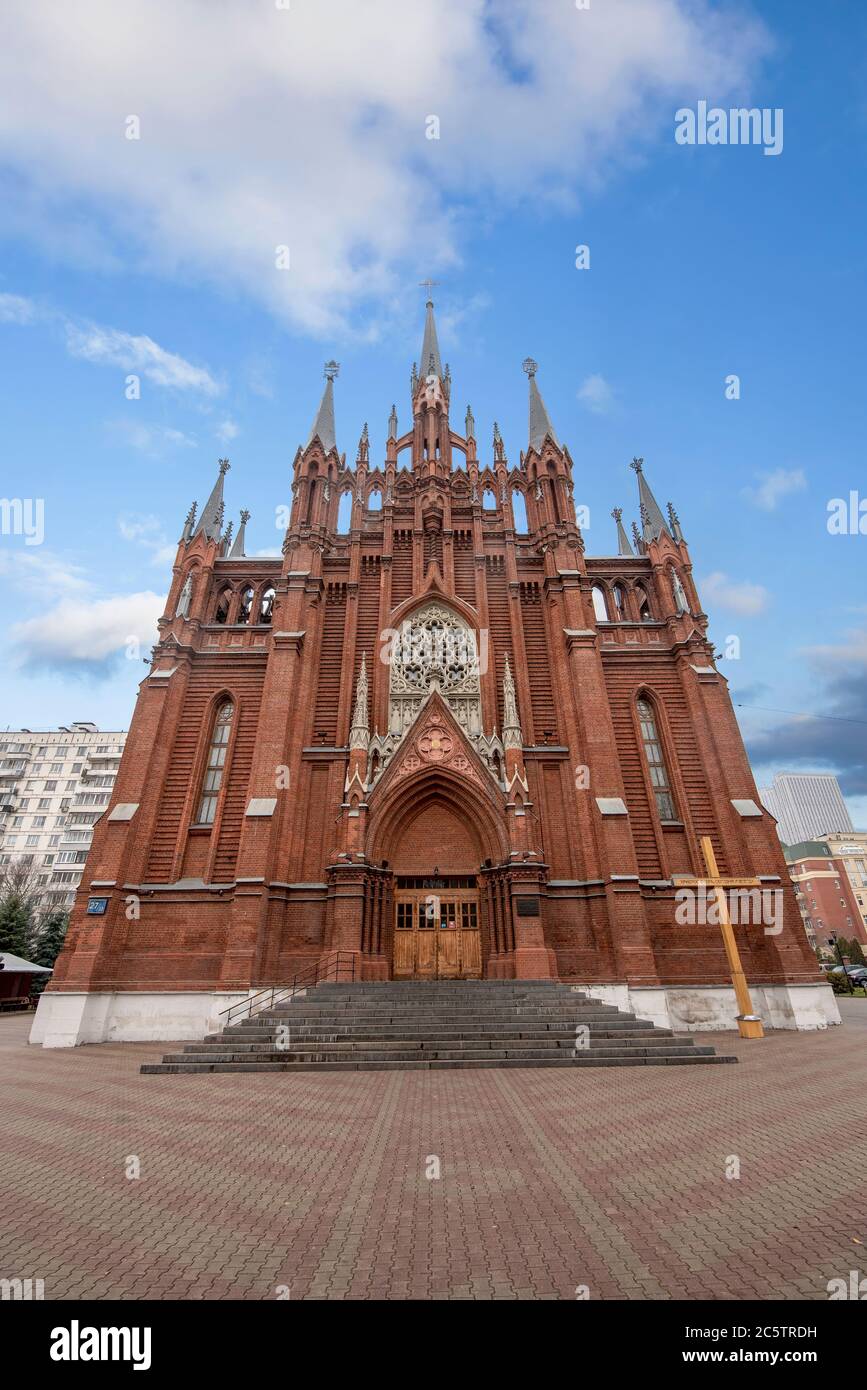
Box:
[0,0,865,825]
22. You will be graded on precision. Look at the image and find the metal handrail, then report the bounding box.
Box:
[218,951,356,1027]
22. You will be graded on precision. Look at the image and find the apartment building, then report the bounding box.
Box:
[0,722,126,911]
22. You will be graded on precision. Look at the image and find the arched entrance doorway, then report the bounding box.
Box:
[366,757,510,981]
[390,797,482,979]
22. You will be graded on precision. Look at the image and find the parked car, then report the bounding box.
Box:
[828,964,867,984]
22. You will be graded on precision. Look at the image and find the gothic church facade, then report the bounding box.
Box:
[33,302,836,1046]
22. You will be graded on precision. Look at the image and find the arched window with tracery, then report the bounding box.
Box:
[637,697,677,821]
[336,490,352,534]
[259,585,276,625]
[238,586,254,624]
[592,585,609,622]
[635,584,652,622]
[195,701,234,825]
[613,584,626,621]
[214,587,232,624]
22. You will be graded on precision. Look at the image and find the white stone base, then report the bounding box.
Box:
[579,981,842,1032]
[29,990,253,1048]
[30,979,843,1047]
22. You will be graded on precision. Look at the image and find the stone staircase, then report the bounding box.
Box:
[141,981,737,1073]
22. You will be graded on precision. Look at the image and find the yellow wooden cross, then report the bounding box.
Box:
[674,836,765,1039]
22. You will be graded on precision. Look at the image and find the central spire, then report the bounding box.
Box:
[307,360,339,454]
[523,357,559,452]
[420,299,443,380]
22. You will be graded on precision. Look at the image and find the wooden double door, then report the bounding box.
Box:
[393,887,482,979]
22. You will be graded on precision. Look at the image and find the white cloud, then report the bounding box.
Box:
[118,513,178,568]
[216,418,240,444]
[0,292,37,324]
[577,373,616,414]
[1,293,220,397]
[743,467,806,511]
[65,322,220,394]
[0,1,770,335]
[0,549,90,595]
[701,570,769,616]
[106,418,198,454]
[11,591,165,671]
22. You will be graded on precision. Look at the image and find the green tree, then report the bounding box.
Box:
[848,937,866,966]
[0,893,32,956]
[31,910,68,969]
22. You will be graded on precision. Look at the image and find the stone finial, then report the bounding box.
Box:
[349,655,370,751]
[502,655,523,751]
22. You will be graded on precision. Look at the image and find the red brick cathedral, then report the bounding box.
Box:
[34,302,835,1047]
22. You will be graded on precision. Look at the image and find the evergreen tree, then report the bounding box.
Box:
[0,893,32,957]
[31,910,69,969]
[848,937,865,966]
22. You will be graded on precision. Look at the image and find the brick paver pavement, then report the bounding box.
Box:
[1,1003,865,1300]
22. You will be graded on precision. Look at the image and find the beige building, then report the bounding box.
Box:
[0,723,126,911]
[816,832,867,935]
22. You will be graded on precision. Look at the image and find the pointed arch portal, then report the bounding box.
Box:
[364,694,510,978]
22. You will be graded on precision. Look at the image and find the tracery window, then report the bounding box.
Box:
[259,586,276,625]
[637,697,677,821]
[592,585,609,622]
[214,588,232,624]
[238,586,255,624]
[388,602,482,738]
[195,701,234,826]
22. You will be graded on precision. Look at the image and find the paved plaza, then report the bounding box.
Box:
[2,1003,865,1301]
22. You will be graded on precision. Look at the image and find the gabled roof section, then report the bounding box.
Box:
[367,689,504,806]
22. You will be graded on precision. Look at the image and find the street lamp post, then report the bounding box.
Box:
[828,932,853,994]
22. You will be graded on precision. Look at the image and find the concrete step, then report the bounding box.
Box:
[157,1047,714,1065]
[198,1026,672,1046]
[179,1034,705,1056]
[143,1054,737,1073]
[144,979,737,1074]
